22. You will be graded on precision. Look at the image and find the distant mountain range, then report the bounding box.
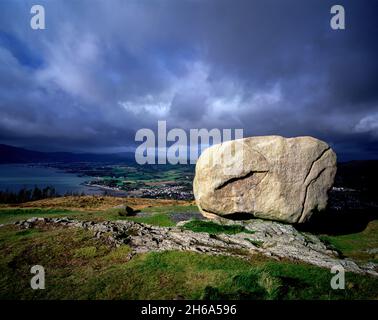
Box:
[1,145,377,192]
[0,144,135,164]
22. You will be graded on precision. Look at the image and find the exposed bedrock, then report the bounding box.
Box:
[9,217,377,276]
[193,136,337,223]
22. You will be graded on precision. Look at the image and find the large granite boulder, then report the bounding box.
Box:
[193,136,337,223]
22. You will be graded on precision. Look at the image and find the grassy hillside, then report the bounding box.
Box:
[0,196,377,300]
[1,224,377,300]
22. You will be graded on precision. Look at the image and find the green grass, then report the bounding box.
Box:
[319,220,378,263]
[142,204,199,214]
[125,204,200,227]
[126,213,175,227]
[1,206,377,300]
[104,204,200,227]
[182,220,254,235]
[0,224,377,300]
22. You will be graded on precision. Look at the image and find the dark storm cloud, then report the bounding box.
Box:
[0,0,377,159]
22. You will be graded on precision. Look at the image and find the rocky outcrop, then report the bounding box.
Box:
[193,136,337,223]
[10,217,377,276]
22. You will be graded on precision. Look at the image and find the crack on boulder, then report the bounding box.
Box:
[298,168,327,223]
[215,170,269,190]
[297,147,331,223]
[303,147,331,185]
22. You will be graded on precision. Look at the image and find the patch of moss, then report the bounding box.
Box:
[73,246,100,259]
[182,220,254,235]
[244,238,264,247]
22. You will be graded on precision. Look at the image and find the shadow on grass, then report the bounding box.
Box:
[297,188,378,236]
[297,208,377,236]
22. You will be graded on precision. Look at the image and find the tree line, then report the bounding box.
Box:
[0,186,85,204]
